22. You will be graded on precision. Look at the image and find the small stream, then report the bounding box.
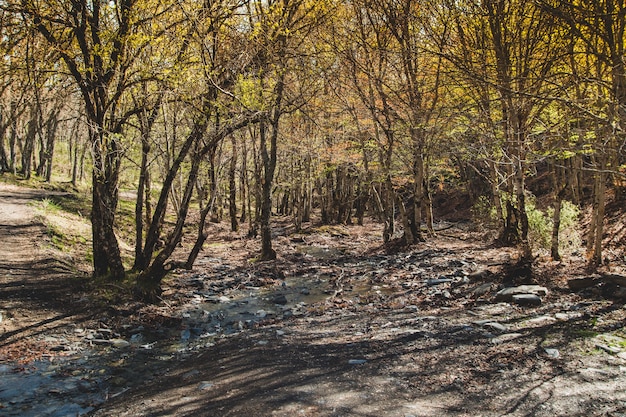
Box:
[1,243,398,416]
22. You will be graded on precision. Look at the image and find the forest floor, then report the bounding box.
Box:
[1,181,626,416]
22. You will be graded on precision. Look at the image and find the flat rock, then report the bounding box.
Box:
[490,333,524,344]
[596,344,621,354]
[426,278,453,286]
[495,285,548,301]
[483,322,508,333]
[512,294,542,306]
[568,277,600,291]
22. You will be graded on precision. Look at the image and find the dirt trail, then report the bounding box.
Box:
[1,183,626,417]
[0,184,91,354]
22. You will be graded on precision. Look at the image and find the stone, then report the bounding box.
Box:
[272,294,288,305]
[348,359,367,365]
[614,287,626,299]
[544,348,560,358]
[427,278,453,286]
[218,296,231,303]
[495,285,548,301]
[568,277,600,291]
[512,294,542,306]
[490,333,524,344]
[605,274,626,287]
[198,381,214,390]
[110,339,130,348]
[473,283,493,296]
[468,269,492,281]
[483,322,508,333]
[595,344,621,354]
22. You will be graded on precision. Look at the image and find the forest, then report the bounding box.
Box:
[2,1,626,416]
[1,0,625,293]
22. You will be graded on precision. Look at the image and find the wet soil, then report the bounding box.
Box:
[1,183,626,416]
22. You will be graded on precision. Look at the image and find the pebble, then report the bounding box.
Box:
[348,359,367,365]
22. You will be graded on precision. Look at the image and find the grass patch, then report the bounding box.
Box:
[32,192,92,270]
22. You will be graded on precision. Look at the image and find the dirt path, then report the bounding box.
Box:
[1,183,626,416]
[0,184,92,356]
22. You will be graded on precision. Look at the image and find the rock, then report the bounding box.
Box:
[472,283,493,297]
[300,288,310,295]
[495,285,548,301]
[544,348,560,358]
[183,370,200,380]
[272,294,288,305]
[255,310,267,318]
[568,277,600,291]
[427,278,453,286]
[614,287,626,299]
[110,339,130,348]
[605,274,626,287]
[512,294,542,306]
[218,296,231,303]
[110,377,127,387]
[596,344,621,354]
[490,333,524,344]
[348,359,367,365]
[198,381,214,390]
[525,315,557,326]
[468,269,492,281]
[483,322,508,333]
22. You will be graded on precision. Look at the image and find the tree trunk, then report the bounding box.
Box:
[20,117,36,179]
[229,135,239,232]
[550,162,566,261]
[91,155,125,280]
[259,120,277,260]
[0,114,10,172]
[588,155,606,268]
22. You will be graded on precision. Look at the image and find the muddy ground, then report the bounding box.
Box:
[1,182,625,416]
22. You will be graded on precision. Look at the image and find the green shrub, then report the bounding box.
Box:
[472,193,581,255]
[527,196,581,254]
